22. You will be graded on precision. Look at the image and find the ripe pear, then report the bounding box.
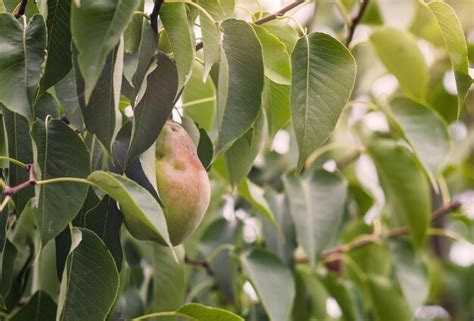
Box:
[155,121,210,245]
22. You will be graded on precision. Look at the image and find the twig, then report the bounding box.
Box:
[3,164,36,197]
[195,0,308,51]
[149,0,164,34]
[14,0,28,18]
[295,201,462,263]
[345,0,370,46]
[184,255,214,276]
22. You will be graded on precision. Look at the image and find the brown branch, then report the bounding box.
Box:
[184,255,214,276]
[14,0,28,18]
[195,0,307,51]
[150,0,164,34]
[3,164,36,197]
[345,0,370,46]
[296,201,463,263]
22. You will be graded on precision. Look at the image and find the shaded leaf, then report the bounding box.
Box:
[71,0,140,101]
[0,14,46,119]
[263,78,290,140]
[240,247,295,321]
[57,228,119,321]
[34,92,60,120]
[196,0,221,78]
[55,69,84,131]
[8,291,56,321]
[127,52,178,165]
[291,32,356,172]
[40,0,72,92]
[366,138,431,247]
[283,169,347,267]
[238,178,276,225]
[216,19,264,155]
[366,275,411,321]
[370,27,428,100]
[197,127,213,171]
[31,119,91,245]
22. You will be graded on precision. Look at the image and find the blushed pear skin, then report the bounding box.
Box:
[155,121,211,245]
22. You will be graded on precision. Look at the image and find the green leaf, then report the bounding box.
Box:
[124,1,144,53]
[40,0,72,92]
[84,196,123,270]
[175,303,243,321]
[238,178,276,225]
[388,97,451,187]
[132,19,158,97]
[426,1,472,116]
[2,108,34,213]
[291,32,356,172]
[321,274,359,321]
[34,92,60,120]
[160,2,195,89]
[127,52,178,165]
[71,0,140,102]
[74,43,123,151]
[224,112,264,186]
[262,78,290,139]
[31,119,91,245]
[182,61,216,132]
[0,14,46,119]
[151,244,186,316]
[197,127,213,170]
[54,69,84,131]
[283,169,348,267]
[262,20,299,53]
[8,291,56,321]
[87,171,174,249]
[366,138,431,248]
[366,275,411,321]
[370,27,428,100]
[57,228,119,321]
[253,24,291,85]
[240,247,295,321]
[196,0,221,78]
[216,19,264,155]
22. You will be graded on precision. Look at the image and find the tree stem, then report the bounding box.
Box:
[0,156,28,169]
[14,0,28,18]
[150,0,164,34]
[345,0,370,46]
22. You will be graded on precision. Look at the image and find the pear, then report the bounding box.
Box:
[155,121,211,245]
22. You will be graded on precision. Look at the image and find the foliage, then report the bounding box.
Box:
[0,0,473,320]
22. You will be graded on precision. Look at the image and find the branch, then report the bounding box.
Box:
[184,255,214,276]
[3,164,36,197]
[195,0,308,51]
[296,201,463,263]
[149,0,164,34]
[14,0,28,19]
[345,0,370,46]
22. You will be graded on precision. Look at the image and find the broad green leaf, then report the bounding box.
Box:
[0,1,5,12]
[0,240,17,301]
[426,1,472,116]
[196,0,221,78]
[321,274,359,321]
[389,239,429,311]
[124,0,144,53]
[40,0,72,92]
[0,14,46,119]
[263,188,296,265]
[240,247,295,321]
[262,20,299,53]
[291,32,356,172]
[31,119,91,245]
[8,291,56,321]
[74,43,123,151]
[71,0,140,102]
[34,92,60,120]
[182,61,216,132]
[370,27,428,100]
[175,303,243,321]
[293,266,329,320]
[225,112,264,186]
[409,3,444,47]
[55,69,84,131]
[388,97,450,187]
[366,275,412,321]
[127,52,178,165]
[160,2,195,89]
[253,24,291,85]
[238,178,276,225]
[2,108,34,213]
[366,138,431,247]
[57,228,119,321]
[151,244,186,316]
[132,19,158,97]
[87,171,173,249]
[216,19,264,155]
[84,196,123,269]
[283,169,347,267]
[263,78,290,139]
